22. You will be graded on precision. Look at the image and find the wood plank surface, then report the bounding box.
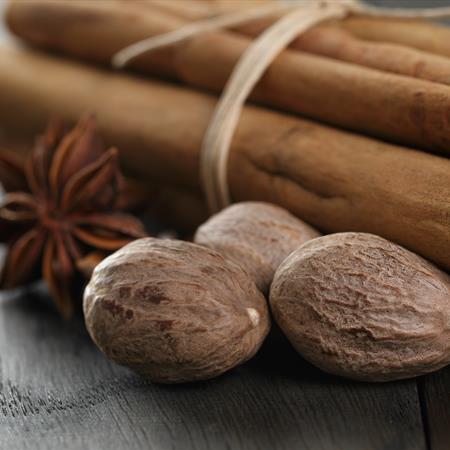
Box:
[419,368,450,450]
[0,291,428,450]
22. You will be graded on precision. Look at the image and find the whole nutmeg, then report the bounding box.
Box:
[84,238,270,383]
[270,233,450,382]
[194,202,321,293]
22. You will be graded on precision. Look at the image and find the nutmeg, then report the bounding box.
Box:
[270,232,450,382]
[194,202,321,293]
[84,238,270,383]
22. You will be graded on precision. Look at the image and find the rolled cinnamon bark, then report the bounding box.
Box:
[149,0,450,85]
[340,16,450,58]
[138,0,272,18]
[149,0,450,59]
[5,0,450,155]
[0,47,448,271]
[243,22,450,85]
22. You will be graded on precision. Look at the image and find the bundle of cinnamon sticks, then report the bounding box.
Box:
[1,0,449,271]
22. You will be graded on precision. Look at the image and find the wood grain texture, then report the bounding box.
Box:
[419,368,450,450]
[0,289,428,450]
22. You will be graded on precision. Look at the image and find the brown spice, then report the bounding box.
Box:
[84,237,270,383]
[270,232,450,382]
[195,202,321,294]
[0,49,448,272]
[0,116,146,318]
[6,0,450,154]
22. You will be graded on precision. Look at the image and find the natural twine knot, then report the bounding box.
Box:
[112,0,450,214]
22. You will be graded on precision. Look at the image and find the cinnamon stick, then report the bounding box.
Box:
[148,0,450,84]
[0,47,448,271]
[340,16,450,58]
[5,0,450,156]
[242,22,450,85]
[148,0,450,59]
[137,0,271,18]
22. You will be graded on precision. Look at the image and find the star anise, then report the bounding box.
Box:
[0,116,147,318]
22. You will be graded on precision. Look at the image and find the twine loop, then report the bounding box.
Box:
[112,0,450,213]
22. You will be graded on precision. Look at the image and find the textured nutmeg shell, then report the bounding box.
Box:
[270,233,450,382]
[195,202,321,294]
[84,238,270,383]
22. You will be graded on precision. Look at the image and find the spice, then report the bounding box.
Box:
[5,0,450,155]
[140,0,450,59]
[148,0,450,85]
[0,48,448,271]
[340,16,450,58]
[195,202,321,294]
[84,237,270,383]
[0,116,146,318]
[270,233,450,382]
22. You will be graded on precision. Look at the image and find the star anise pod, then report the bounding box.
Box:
[0,116,147,318]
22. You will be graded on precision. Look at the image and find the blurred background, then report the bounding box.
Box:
[0,0,448,43]
[0,0,448,41]
[0,2,7,43]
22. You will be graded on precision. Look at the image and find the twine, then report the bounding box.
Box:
[112,0,450,213]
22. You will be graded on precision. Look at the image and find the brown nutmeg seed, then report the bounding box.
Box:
[195,202,321,294]
[84,238,270,383]
[270,232,450,382]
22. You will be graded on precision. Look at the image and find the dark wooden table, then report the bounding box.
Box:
[1,0,449,449]
[0,287,449,450]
